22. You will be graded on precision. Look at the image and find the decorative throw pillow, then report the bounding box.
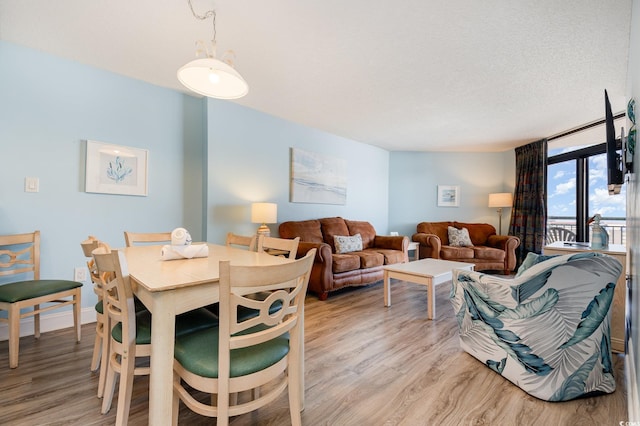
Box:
[334,234,363,254]
[448,226,473,247]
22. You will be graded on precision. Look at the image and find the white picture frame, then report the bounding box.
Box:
[437,185,460,207]
[85,140,148,196]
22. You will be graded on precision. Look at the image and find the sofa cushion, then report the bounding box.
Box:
[319,217,350,252]
[453,222,496,245]
[332,253,361,273]
[278,219,324,244]
[371,248,405,265]
[354,250,384,268]
[440,245,474,260]
[472,246,505,261]
[416,221,452,245]
[345,220,376,249]
[334,234,363,254]
[448,226,473,247]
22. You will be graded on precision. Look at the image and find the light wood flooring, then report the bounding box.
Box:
[0,280,628,425]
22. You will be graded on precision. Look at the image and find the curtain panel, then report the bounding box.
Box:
[509,139,547,265]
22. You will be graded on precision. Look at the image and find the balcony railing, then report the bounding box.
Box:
[547,216,626,245]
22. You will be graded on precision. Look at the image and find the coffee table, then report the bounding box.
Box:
[383,258,474,319]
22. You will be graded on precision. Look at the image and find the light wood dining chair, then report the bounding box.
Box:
[123,231,172,247]
[225,232,257,251]
[171,248,316,426]
[0,231,83,368]
[93,243,218,425]
[257,236,300,259]
[81,236,109,397]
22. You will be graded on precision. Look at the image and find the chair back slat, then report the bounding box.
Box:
[93,244,137,343]
[257,236,300,259]
[0,231,40,279]
[225,232,257,251]
[219,249,315,349]
[124,231,171,247]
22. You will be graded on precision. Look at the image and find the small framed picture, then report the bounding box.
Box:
[85,140,148,196]
[437,185,460,207]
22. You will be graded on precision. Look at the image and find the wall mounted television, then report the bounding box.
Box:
[605,89,624,195]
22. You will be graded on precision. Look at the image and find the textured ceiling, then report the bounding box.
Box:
[0,0,633,152]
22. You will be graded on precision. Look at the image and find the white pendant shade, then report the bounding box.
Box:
[177,57,249,99]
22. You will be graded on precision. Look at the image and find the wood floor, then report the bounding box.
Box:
[0,280,628,425]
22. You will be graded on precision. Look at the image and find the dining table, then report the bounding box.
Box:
[122,243,297,426]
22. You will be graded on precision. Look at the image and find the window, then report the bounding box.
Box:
[547,143,626,244]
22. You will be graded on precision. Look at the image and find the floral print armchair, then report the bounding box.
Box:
[450,252,622,401]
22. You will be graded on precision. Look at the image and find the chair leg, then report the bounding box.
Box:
[101,354,117,414]
[288,358,302,426]
[90,320,102,371]
[97,325,109,398]
[8,304,20,368]
[115,349,135,426]
[73,290,82,342]
[34,304,41,339]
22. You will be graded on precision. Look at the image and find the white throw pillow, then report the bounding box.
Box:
[448,226,473,247]
[334,234,363,253]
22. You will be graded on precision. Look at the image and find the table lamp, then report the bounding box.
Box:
[251,202,277,237]
[488,192,513,235]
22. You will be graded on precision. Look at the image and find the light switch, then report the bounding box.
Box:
[25,177,39,193]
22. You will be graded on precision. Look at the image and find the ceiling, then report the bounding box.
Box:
[0,0,633,152]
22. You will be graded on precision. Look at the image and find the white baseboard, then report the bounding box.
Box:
[627,337,640,422]
[0,307,96,341]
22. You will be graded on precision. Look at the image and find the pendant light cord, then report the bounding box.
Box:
[188,0,216,42]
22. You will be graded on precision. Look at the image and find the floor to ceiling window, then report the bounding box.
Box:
[547,114,628,244]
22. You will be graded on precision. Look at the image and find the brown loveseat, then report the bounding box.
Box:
[279,217,409,300]
[412,221,520,274]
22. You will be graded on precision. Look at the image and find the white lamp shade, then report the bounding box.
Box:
[177,57,249,99]
[488,192,513,208]
[251,203,277,224]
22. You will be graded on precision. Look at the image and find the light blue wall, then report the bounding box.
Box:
[0,41,192,310]
[0,40,516,326]
[205,100,391,244]
[389,151,515,237]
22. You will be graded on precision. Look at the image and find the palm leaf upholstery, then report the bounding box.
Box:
[451,252,622,401]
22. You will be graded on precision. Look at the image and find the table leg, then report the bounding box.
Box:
[427,280,435,320]
[148,293,176,426]
[384,270,391,306]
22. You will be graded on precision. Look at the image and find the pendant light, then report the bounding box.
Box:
[177,1,249,99]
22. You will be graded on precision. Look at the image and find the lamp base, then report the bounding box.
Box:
[256,224,271,237]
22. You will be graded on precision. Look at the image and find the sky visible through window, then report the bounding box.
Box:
[547,147,626,219]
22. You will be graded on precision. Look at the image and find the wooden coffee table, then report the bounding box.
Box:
[383,258,474,319]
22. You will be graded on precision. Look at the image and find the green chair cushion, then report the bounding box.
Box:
[95,300,103,314]
[111,307,218,344]
[0,279,82,303]
[174,326,289,378]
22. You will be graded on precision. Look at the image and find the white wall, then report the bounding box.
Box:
[626,0,640,420]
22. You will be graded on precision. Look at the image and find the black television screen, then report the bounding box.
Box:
[605,89,623,195]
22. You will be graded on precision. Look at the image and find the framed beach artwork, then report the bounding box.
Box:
[290,148,347,205]
[437,185,460,207]
[85,140,148,196]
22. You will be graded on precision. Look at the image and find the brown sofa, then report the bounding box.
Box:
[412,221,520,273]
[279,217,409,300]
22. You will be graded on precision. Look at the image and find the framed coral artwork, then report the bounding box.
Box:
[437,185,460,207]
[85,140,148,196]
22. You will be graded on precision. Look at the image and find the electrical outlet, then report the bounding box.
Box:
[74,267,87,282]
